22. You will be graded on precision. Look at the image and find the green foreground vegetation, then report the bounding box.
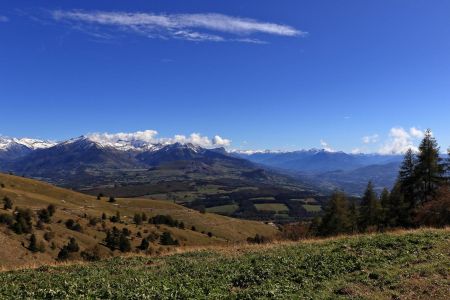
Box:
[0,228,448,299]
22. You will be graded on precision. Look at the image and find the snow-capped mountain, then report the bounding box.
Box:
[0,136,56,151]
[0,136,56,162]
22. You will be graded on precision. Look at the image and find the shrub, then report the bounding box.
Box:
[28,234,38,252]
[81,246,101,261]
[247,234,269,244]
[119,235,131,252]
[133,213,143,225]
[108,197,116,203]
[0,213,13,226]
[43,231,55,241]
[57,247,69,261]
[160,232,179,246]
[38,208,51,223]
[57,237,80,260]
[66,237,79,252]
[109,211,121,223]
[88,217,100,227]
[65,219,83,232]
[139,238,149,250]
[3,196,12,210]
[11,208,33,234]
[47,204,56,216]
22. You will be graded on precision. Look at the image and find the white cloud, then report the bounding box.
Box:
[362,134,379,144]
[378,127,424,155]
[212,135,231,147]
[409,127,424,138]
[51,10,306,42]
[0,16,8,22]
[320,139,335,152]
[351,148,362,154]
[86,130,231,149]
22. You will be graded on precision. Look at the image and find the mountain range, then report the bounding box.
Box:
[0,135,406,195]
[0,135,313,195]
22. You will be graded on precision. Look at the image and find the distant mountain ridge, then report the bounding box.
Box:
[0,134,408,195]
[0,135,313,197]
[234,150,404,194]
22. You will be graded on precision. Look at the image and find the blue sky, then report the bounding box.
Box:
[0,0,449,153]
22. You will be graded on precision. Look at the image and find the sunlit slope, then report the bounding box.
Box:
[0,173,278,268]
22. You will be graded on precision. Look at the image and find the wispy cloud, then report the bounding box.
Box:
[51,10,306,43]
[0,16,9,22]
[362,134,379,144]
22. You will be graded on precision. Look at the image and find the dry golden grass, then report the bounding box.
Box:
[0,173,278,269]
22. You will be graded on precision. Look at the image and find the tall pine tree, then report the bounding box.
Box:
[379,188,390,228]
[398,148,417,209]
[358,181,381,231]
[414,129,444,203]
[318,191,351,236]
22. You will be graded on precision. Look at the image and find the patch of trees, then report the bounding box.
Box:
[315,130,449,237]
[247,234,270,244]
[149,215,185,229]
[58,238,80,260]
[10,208,33,234]
[65,219,83,232]
[38,205,56,224]
[28,234,45,253]
[104,227,131,252]
[160,232,179,246]
[109,211,121,223]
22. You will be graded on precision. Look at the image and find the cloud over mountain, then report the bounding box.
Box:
[86,130,231,149]
[378,127,425,155]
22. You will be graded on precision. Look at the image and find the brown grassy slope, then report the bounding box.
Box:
[0,173,278,269]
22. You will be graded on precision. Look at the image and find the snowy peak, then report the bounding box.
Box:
[0,136,56,151]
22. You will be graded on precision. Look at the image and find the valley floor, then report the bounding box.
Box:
[0,228,448,299]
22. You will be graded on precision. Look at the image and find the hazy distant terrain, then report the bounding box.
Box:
[235,150,403,195]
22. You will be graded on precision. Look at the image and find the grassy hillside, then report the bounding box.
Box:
[0,173,278,269]
[0,228,448,299]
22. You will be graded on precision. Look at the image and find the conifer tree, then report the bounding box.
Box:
[388,182,410,227]
[414,129,444,203]
[348,199,359,233]
[398,148,417,208]
[358,181,381,231]
[139,238,149,251]
[379,188,390,228]
[318,191,351,236]
[119,234,131,252]
[28,234,38,252]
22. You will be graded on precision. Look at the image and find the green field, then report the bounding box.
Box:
[0,229,448,299]
[302,204,322,212]
[206,204,239,214]
[255,203,289,213]
[250,196,276,201]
